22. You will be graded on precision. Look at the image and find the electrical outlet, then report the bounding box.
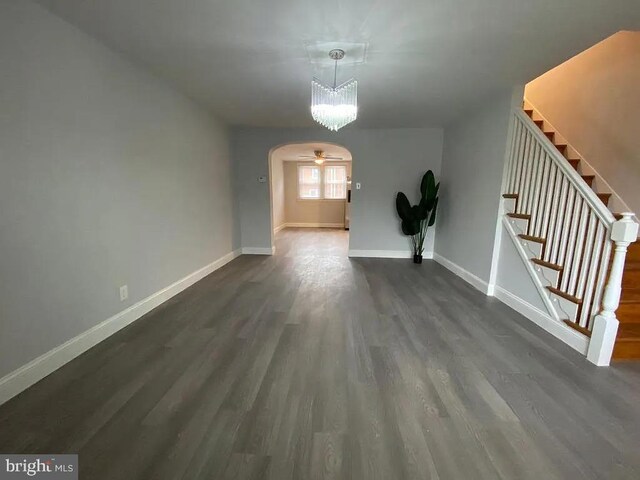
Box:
[119,285,128,302]
[355,182,361,190]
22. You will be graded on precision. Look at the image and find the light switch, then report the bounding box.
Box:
[355,182,361,190]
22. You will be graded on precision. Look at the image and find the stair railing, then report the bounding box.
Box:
[504,109,638,365]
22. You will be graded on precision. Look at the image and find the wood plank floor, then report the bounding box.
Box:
[2,228,640,479]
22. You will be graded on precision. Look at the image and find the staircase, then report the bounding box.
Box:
[615,242,640,359]
[501,104,639,364]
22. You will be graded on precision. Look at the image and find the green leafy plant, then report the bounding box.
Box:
[395,170,439,261]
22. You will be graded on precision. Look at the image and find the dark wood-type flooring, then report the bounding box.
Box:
[1,228,640,479]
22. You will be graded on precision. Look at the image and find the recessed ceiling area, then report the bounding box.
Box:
[35,0,640,128]
[272,143,352,162]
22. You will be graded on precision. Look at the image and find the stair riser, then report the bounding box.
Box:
[617,303,640,318]
[618,312,640,324]
[622,271,640,289]
[548,293,579,323]
[620,288,640,304]
[507,216,529,236]
[520,239,543,259]
[626,245,640,263]
[613,339,640,360]
[503,198,517,215]
[532,263,560,288]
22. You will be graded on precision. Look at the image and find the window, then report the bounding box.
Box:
[324,165,347,199]
[298,165,322,199]
[297,164,348,200]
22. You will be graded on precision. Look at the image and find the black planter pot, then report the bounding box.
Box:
[413,254,423,264]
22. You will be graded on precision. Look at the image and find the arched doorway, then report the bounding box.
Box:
[268,142,353,256]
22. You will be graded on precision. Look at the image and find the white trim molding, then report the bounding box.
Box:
[273,223,287,234]
[494,286,589,355]
[281,222,344,229]
[0,249,242,406]
[241,247,274,255]
[432,248,589,356]
[348,250,433,259]
[433,253,491,295]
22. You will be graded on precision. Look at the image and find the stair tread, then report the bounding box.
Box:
[518,233,546,244]
[502,193,519,199]
[507,213,531,220]
[563,320,591,337]
[547,286,582,304]
[626,243,640,262]
[532,258,563,271]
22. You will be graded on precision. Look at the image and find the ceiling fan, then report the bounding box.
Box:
[298,149,343,165]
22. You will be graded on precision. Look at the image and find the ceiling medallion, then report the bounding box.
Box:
[311,49,358,132]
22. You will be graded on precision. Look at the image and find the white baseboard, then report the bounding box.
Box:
[494,286,589,355]
[0,248,242,406]
[241,247,274,255]
[433,253,491,295]
[348,250,433,259]
[431,251,589,355]
[283,222,344,228]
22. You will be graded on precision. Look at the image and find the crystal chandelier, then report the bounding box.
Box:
[311,49,357,131]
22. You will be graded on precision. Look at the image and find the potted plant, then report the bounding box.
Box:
[395,170,439,264]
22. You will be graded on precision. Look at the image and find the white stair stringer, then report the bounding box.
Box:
[501,213,586,339]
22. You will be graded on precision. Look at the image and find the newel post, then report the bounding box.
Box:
[587,213,639,366]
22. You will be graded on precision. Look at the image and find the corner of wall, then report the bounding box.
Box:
[434,86,524,288]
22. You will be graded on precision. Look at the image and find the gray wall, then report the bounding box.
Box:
[495,225,547,311]
[0,1,235,377]
[232,128,443,253]
[435,88,523,282]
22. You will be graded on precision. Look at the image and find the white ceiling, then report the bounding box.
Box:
[36,0,640,128]
[272,143,352,162]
